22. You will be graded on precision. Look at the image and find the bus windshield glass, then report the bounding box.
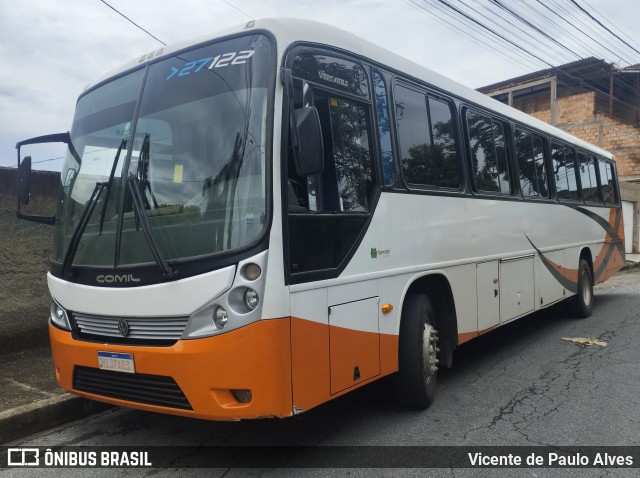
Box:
[52,34,272,272]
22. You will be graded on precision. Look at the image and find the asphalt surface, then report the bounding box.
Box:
[3,267,640,477]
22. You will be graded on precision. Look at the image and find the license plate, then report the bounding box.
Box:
[97,351,135,373]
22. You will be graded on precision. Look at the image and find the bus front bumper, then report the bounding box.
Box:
[49,318,293,420]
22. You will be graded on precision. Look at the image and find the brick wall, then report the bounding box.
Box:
[556,91,596,124]
[560,109,640,177]
[514,92,550,123]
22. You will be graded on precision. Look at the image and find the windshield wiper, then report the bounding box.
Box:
[61,181,106,277]
[98,138,126,235]
[61,140,129,277]
[136,133,158,209]
[125,133,176,278]
[127,173,177,278]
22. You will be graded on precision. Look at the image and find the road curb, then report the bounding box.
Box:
[621,260,640,272]
[0,394,113,444]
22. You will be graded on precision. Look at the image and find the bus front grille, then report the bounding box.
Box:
[72,313,189,344]
[73,366,192,410]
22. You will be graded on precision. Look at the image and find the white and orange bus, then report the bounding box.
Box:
[16,18,624,420]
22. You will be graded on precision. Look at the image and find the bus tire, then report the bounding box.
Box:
[395,293,439,408]
[569,259,594,318]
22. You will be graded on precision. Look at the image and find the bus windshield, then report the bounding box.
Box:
[52,34,272,274]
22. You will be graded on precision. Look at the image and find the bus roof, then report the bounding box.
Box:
[87,17,613,160]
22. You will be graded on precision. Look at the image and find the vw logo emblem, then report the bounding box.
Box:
[117,319,130,337]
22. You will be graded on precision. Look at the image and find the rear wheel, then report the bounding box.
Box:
[568,259,594,318]
[395,294,439,408]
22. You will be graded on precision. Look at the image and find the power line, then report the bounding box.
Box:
[464,0,576,66]
[533,0,631,65]
[517,1,602,61]
[489,0,580,61]
[468,0,580,63]
[426,0,547,71]
[551,0,636,65]
[569,0,640,57]
[404,0,542,71]
[32,156,64,164]
[404,0,640,117]
[98,0,166,46]
[432,0,555,68]
[581,0,640,52]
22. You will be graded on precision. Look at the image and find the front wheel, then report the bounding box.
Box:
[568,259,594,318]
[395,294,439,408]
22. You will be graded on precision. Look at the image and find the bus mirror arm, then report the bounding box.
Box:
[283,69,299,150]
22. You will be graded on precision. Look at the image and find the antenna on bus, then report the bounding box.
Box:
[220,0,255,21]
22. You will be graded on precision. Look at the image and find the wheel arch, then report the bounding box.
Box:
[580,246,594,276]
[400,272,458,369]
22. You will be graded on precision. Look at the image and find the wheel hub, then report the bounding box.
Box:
[422,324,440,380]
[581,270,592,306]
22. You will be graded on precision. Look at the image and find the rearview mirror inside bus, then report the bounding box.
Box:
[293,106,324,176]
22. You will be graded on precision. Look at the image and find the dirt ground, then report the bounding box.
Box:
[0,178,57,354]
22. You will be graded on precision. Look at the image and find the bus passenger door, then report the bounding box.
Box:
[477,261,500,331]
[286,53,379,411]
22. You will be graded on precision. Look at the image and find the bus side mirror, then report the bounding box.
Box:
[293,107,324,176]
[14,132,70,225]
[18,156,32,206]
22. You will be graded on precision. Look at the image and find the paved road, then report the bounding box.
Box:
[5,269,640,477]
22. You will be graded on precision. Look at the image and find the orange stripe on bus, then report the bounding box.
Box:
[593,241,613,274]
[290,317,330,412]
[290,317,399,412]
[457,331,479,345]
[50,319,293,420]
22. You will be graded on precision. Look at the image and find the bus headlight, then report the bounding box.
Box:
[243,288,259,310]
[50,300,71,330]
[241,263,261,281]
[213,306,229,329]
[181,251,268,339]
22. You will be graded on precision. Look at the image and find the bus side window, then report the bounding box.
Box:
[465,110,510,194]
[395,85,460,190]
[428,96,460,189]
[552,143,579,201]
[373,71,395,187]
[608,162,619,204]
[564,146,580,201]
[515,129,536,196]
[396,85,436,187]
[532,134,549,197]
[598,159,617,205]
[579,153,600,203]
[325,96,374,212]
[515,128,549,198]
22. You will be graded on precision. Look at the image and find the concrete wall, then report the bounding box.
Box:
[620,181,640,254]
[0,167,59,353]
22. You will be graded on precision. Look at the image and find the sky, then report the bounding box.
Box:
[1,0,639,172]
